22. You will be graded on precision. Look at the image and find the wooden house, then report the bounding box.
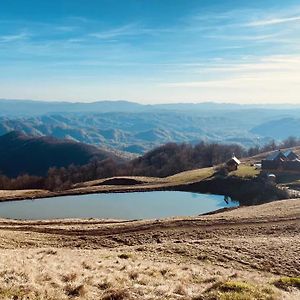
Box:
[262,149,300,171]
[226,155,241,171]
[261,150,287,170]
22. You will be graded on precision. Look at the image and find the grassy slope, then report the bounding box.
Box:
[166,166,214,184]
[0,248,292,300]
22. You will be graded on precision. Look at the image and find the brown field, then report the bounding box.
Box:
[0,198,299,299]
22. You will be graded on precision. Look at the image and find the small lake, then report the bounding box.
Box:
[0,191,238,220]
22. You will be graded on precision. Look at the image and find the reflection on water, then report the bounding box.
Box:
[0,191,238,220]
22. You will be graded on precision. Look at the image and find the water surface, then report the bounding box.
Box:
[0,191,237,220]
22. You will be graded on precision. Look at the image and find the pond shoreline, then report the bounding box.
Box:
[0,191,238,220]
[0,174,289,206]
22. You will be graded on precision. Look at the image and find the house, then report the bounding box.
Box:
[226,155,241,171]
[262,149,300,170]
[261,150,287,170]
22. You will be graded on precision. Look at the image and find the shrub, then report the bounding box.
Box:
[65,284,86,297]
[118,253,132,260]
[102,288,129,300]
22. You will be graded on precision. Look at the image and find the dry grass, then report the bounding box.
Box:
[166,167,214,184]
[0,248,298,300]
[0,199,299,299]
[0,189,51,201]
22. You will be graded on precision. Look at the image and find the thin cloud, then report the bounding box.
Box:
[90,23,142,39]
[246,15,300,27]
[89,23,171,40]
[161,54,300,88]
[205,33,279,41]
[0,32,29,43]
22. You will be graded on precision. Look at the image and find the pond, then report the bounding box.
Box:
[0,191,238,220]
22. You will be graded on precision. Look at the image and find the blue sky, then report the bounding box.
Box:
[1,0,300,103]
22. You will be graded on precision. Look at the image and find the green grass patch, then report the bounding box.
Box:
[230,165,260,178]
[219,281,252,293]
[204,280,276,300]
[273,277,300,291]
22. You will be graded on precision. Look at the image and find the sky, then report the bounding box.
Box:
[1,0,300,104]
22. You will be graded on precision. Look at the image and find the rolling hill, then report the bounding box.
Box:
[0,131,119,177]
[251,117,300,139]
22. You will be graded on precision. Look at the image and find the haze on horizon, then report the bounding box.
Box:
[1,0,300,104]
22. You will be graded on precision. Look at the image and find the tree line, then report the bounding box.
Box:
[1,137,300,191]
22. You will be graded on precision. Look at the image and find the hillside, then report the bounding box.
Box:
[251,117,300,139]
[0,131,118,177]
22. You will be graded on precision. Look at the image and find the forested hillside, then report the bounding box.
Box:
[0,131,119,177]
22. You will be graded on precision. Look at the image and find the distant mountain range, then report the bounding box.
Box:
[2,98,300,116]
[0,99,145,116]
[0,131,118,177]
[0,111,260,153]
[1,99,300,154]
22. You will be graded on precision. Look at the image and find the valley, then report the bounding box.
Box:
[2,100,300,154]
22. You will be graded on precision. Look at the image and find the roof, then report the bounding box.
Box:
[227,156,241,165]
[283,150,298,158]
[264,149,299,161]
[283,150,293,157]
[265,150,285,161]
